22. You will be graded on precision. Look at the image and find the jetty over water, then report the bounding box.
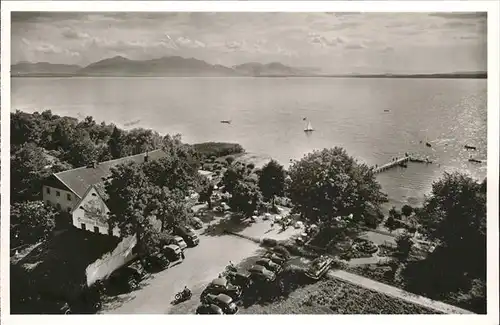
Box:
[373,156,411,174]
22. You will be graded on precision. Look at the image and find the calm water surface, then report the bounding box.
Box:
[12,77,487,209]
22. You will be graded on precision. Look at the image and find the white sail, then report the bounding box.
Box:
[304,121,313,131]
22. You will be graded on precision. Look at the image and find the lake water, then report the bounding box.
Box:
[11,77,487,210]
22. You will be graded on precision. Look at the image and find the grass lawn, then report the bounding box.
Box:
[240,278,438,314]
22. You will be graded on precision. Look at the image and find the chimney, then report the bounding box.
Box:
[144,152,149,162]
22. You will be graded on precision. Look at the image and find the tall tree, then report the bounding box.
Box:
[417,172,486,280]
[65,133,99,167]
[11,143,51,202]
[11,201,57,247]
[108,126,124,159]
[258,159,286,207]
[288,147,388,226]
[395,232,414,261]
[228,180,262,217]
[197,175,215,209]
[221,167,245,194]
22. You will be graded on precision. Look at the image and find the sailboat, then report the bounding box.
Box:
[304,119,314,132]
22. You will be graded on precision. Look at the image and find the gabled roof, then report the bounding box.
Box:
[54,149,167,198]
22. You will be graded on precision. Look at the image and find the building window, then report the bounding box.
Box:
[46,187,50,194]
[56,203,61,210]
[81,223,86,230]
[56,191,61,197]
[67,193,71,201]
[94,226,99,234]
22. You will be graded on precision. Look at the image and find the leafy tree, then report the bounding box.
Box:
[417,172,486,280]
[401,204,413,217]
[384,216,398,233]
[105,162,158,253]
[287,147,388,226]
[395,232,414,261]
[197,175,215,209]
[221,167,245,194]
[258,159,286,207]
[108,126,125,159]
[228,180,262,217]
[65,134,99,167]
[11,110,42,146]
[11,143,51,202]
[225,156,235,165]
[143,156,199,198]
[10,201,57,247]
[389,206,402,220]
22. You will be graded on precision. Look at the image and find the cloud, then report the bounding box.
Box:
[308,32,345,47]
[175,36,206,48]
[61,28,90,40]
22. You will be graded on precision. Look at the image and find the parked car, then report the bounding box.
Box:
[141,252,170,272]
[174,226,200,247]
[262,252,287,265]
[202,278,242,300]
[248,265,276,282]
[162,244,183,262]
[255,258,283,274]
[104,266,143,293]
[195,304,224,315]
[190,217,203,230]
[226,271,252,290]
[202,293,238,314]
[172,236,188,250]
[305,255,334,280]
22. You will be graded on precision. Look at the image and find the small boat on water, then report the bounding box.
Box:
[220,120,231,124]
[304,120,314,132]
[468,158,483,163]
[384,109,390,112]
[465,145,477,150]
[425,142,432,148]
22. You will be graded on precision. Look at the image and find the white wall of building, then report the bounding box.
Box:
[72,187,120,237]
[42,185,78,213]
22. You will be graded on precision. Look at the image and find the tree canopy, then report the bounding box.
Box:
[258,159,286,205]
[287,147,388,226]
[11,201,58,247]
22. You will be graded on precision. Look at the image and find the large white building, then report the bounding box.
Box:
[42,149,168,235]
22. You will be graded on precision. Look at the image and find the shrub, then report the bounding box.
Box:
[401,204,413,217]
[247,163,255,170]
[225,156,235,165]
[262,238,278,247]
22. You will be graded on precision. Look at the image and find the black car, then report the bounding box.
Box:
[255,258,283,274]
[195,304,224,315]
[202,278,242,300]
[202,293,238,314]
[174,226,200,247]
[141,253,170,272]
[248,265,276,282]
[263,252,287,265]
[104,266,143,293]
[226,271,252,290]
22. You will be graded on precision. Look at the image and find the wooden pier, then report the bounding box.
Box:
[373,156,410,174]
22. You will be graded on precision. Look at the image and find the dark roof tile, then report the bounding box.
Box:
[54,149,167,198]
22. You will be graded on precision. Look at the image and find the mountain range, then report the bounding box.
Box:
[11,56,310,77]
[11,55,487,78]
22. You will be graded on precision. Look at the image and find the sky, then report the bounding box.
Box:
[11,12,487,74]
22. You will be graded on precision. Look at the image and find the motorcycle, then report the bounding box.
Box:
[173,288,192,304]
